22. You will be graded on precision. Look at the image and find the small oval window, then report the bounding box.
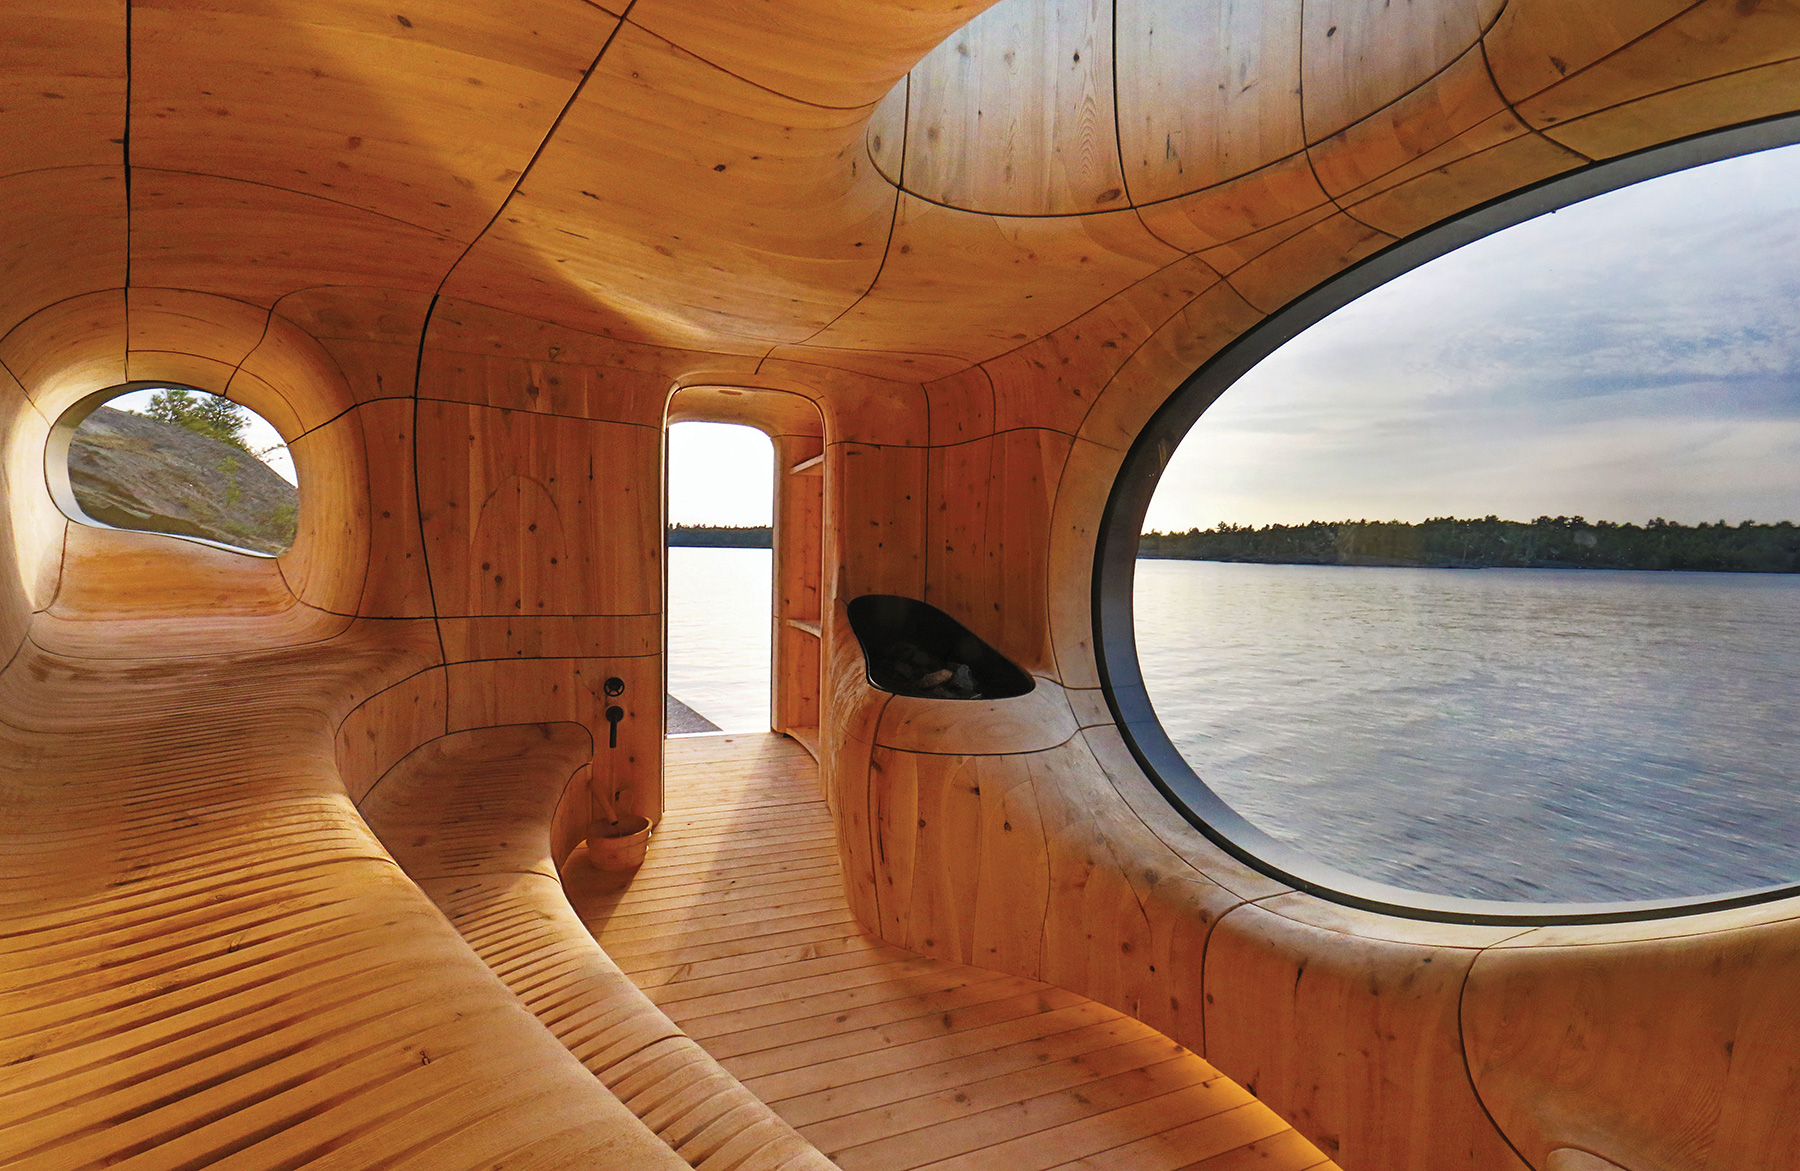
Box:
[1108,136,1800,913]
[59,385,298,556]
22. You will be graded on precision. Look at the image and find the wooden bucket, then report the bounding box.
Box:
[586,814,652,872]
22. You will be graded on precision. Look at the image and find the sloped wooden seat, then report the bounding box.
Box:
[358,724,839,1171]
[0,621,688,1171]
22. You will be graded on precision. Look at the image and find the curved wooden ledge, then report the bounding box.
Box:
[31,524,363,660]
[873,675,1079,757]
[358,724,839,1171]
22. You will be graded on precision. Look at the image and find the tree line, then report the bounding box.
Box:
[668,524,772,548]
[1139,516,1800,573]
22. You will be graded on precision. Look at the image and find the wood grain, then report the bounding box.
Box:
[442,21,894,352]
[1299,0,1497,145]
[630,0,1003,109]
[131,0,616,240]
[1203,898,1529,1171]
[1116,0,1305,204]
[1464,909,1800,1171]
[902,0,1127,216]
[806,197,1181,367]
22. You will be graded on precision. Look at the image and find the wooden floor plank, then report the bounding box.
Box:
[725,987,1093,1081]
[595,910,865,965]
[907,1082,1266,1171]
[608,920,871,976]
[629,932,887,991]
[361,726,840,1171]
[764,1018,1165,1128]
[737,985,1088,1073]
[828,1059,1220,1171]
[567,733,1337,1171]
[677,964,1022,1043]
[798,1036,1189,1155]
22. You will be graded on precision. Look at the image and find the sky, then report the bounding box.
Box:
[105,388,297,485]
[1143,141,1800,532]
[668,421,773,526]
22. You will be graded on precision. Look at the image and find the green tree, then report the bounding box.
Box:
[141,388,249,449]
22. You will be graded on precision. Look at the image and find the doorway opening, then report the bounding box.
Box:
[665,421,776,734]
[664,388,825,756]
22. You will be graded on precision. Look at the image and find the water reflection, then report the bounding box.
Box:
[667,546,771,733]
[1136,559,1800,902]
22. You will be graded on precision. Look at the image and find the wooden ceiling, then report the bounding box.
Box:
[6,0,1796,389]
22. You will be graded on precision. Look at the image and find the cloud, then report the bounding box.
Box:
[668,421,774,526]
[1147,142,1800,530]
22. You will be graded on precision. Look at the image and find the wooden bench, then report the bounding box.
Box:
[0,623,688,1171]
[359,724,839,1171]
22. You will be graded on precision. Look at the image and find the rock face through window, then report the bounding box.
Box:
[69,403,297,556]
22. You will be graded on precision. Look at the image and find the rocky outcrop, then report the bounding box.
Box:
[68,407,298,555]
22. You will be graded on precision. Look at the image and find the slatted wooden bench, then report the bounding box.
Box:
[358,723,839,1171]
[0,622,688,1171]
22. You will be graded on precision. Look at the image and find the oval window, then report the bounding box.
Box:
[57,385,298,556]
[1100,131,1800,918]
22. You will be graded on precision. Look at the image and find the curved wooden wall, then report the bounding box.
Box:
[0,1,1796,1168]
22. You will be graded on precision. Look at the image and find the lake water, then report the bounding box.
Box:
[1134,559,1800,903]
[667,546,772,733]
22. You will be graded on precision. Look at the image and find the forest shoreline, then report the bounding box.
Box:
[1139,516,1800,574]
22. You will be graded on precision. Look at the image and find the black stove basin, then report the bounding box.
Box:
[846,595,1034,701]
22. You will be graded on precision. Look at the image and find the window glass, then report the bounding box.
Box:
[67,387,297,555]
[1136,144,1800,904]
